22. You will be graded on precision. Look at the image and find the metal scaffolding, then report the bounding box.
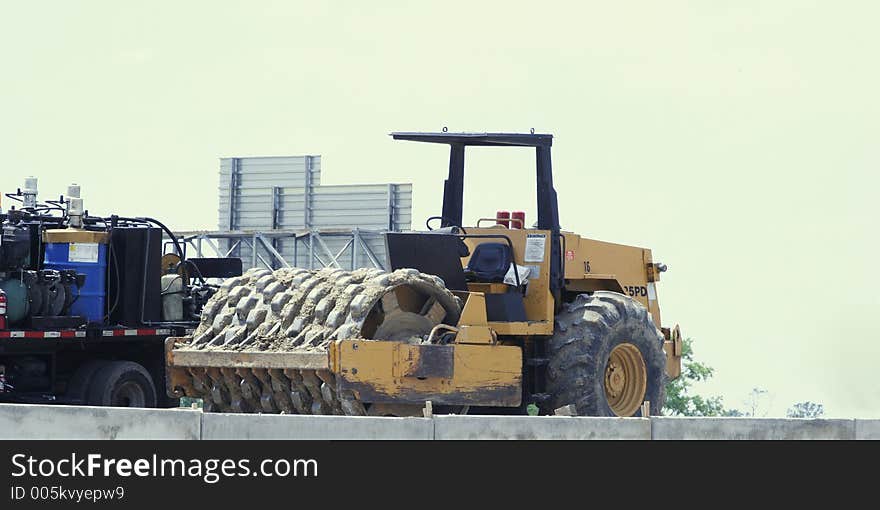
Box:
[173,228,389,271]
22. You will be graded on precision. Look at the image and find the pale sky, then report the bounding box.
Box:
[2,2,878,417]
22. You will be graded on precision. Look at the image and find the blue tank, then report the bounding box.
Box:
[43,241,107,323]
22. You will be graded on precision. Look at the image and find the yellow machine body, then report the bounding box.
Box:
[166,224,681,410]
[459,226,681,378]
[165,131,682,415]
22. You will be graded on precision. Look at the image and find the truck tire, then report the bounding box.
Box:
[545,291,666,417]
[65,360,110,404]
[87,361,157,408]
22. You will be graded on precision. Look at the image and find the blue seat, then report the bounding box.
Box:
[465,243,511,283]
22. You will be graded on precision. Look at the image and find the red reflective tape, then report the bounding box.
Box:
[121,329,172,337]
[102,329,151,337]
[0,331,77,339]
[2,328,176,339]
[101,329,158,337]
[137,329,171,336]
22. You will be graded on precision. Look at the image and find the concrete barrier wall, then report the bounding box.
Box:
[0,404,201,440]
[434,416,650,440]
[201,414,433,440]
[651,417,856,440]
[1,404,878,440]
[855,420,880,440]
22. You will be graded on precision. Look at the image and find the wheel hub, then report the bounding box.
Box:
[604,343,647,416]
[112,381,147,407]
[606,363,625,395]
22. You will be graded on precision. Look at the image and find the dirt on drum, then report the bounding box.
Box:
[170,267,462,415]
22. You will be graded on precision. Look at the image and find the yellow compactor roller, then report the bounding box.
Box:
[166,132,682,417]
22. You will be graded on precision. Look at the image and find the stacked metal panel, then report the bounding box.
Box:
[217,155,412,270]
[218,155,321,231]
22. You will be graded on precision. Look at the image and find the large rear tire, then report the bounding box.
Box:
[87,361,158,408]
[545,291,666,417]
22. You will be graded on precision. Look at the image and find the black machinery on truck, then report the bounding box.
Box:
[0,177,241,407]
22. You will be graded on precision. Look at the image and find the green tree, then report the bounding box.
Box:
[786,401,824,418]
[663,337,728,416]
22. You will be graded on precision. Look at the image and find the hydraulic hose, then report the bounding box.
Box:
[107,216,184,261]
